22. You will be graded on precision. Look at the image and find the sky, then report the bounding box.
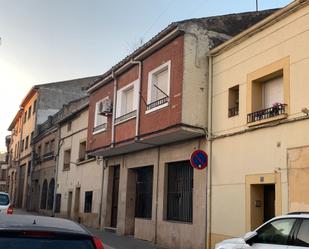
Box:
[0,0,293,151]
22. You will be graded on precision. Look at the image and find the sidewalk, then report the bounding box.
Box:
[88,228,165,249]
[14,209,164,249]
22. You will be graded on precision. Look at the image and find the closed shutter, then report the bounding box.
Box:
[263,76,283,108]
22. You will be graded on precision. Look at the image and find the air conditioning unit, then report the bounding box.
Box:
[98,98,112,116]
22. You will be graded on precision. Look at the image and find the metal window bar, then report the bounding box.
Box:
[247,104,287,123]
[167,161,193,223]
[115,110,137,124]
[135,166,153,219]
[93,123,107,133]
[146,96,169,111]
[228,106,239,117]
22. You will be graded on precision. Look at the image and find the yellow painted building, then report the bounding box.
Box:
[208,0,309,247]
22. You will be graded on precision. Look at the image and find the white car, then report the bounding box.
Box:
[216,212,309,249]
[0,192,13,215]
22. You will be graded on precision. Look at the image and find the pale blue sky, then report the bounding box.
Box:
[0,0,293,150]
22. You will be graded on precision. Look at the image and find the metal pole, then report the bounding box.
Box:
[256,0,259,11]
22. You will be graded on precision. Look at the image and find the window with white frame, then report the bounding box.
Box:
[93,99,108,133]
[147,61,170,111]
[115,81,138,123]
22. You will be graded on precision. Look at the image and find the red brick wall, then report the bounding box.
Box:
[87,35,184,152]
[139,35,184,136]
[87,82,113,152]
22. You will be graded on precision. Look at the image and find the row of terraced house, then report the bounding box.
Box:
[6,1,309,248]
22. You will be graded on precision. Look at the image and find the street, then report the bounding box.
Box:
[13,209,163,249]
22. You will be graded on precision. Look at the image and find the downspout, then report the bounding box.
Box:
[16,108,24,207]
[206,54,213,249]
[27,92,39,211]
[130,59,142,138]
[111,70,117,147]
[52,124,62,216]
[98,158,108,229]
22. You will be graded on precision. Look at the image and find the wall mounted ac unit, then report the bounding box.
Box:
[98,98,112,116]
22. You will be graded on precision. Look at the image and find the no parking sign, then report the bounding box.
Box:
[190,150,208,170]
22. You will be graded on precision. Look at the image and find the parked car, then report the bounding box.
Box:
[0,192,13,215]
[0,215,104,249]
[215,212,309,249]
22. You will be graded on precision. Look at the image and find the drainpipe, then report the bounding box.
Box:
[52,124,62,217]
[130,59,142,138]
[98,158,108,229]
[16,107,24,207]
[206,54,213,249]
[111,70,117,147]
[27,93,39,211]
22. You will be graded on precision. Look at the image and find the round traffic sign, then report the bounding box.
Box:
[190,150,208,170]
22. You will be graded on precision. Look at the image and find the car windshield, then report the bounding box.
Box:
[0,237,95,249]
[0,194,9,206]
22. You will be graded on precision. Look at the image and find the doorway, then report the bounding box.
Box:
[250,184,275,230]
[111,166,120,228]
[67,191,73,218]
[74,187,81,220]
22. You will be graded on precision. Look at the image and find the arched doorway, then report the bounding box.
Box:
[40,180,48,209]
[47,178,55,210]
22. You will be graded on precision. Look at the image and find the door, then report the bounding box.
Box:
[249,218,296,249]
[264,185,275,223]
[67,191,73,218]
[288,218,309,249]
[111,166,120,228]
[17,165,25,208]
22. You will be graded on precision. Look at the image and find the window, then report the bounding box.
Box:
[116,82,137,123]
[254,218,296,245]
[294,219,309,246]
[25,136,29,150]
[67,121,72,132]
[135,166,153,219]
[23,111,27,124]
[228,85,239,117]
[63,149,71,170]
[84,191,93,213]
[44,141,50,154]
[33,99,37,114]
[50,139,55,154]
[37,145,42,156]
[21,139,24,152]
[147,61,170,111]
[28,106,31,119]
[30,131,34,143]
[93,99,108,133]
[78,141,87,162]
[166,161,193,222]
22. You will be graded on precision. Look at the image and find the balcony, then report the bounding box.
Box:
[247,103,287,124]
[42,152,54,162]
[115,110,137,124]
[146,96,169,111]
[228,106,239,118]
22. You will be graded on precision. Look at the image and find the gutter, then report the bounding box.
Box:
[111,70,117,147]
[130,59,142,138]
[210,0,309,56]
[206,54,213,249]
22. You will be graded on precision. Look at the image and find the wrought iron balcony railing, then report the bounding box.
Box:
[146,96,169,111]
[247,104,287,123]
[93,123,107,133]
[115,110,137,124]
[228,106,239,117]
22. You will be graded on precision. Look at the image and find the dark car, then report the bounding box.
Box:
[0,215,104,249]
